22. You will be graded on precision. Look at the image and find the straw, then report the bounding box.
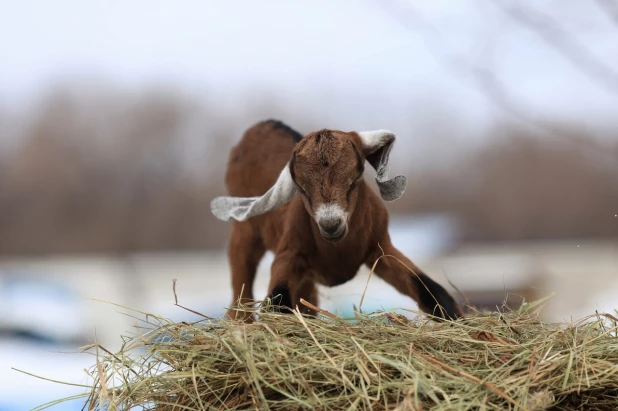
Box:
[52,296,618,411]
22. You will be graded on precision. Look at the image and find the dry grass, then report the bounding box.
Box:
[39,295,618,411]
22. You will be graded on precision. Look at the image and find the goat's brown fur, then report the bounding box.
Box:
[222,120,463,321]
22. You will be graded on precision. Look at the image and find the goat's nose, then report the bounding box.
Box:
[320,217,343,236]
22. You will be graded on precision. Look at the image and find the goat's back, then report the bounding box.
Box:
[225,120,302,197]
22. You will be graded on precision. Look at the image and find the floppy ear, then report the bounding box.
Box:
[210,163,298,222]
[358,130,407,201]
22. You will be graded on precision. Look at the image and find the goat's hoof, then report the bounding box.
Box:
[263,303,294,314]
[431,304,464,322]
[416,273,464,321]
[265,285,293,314]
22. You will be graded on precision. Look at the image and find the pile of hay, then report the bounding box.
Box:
[64,299,618,410]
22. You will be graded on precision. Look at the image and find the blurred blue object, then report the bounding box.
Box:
[0,271,86,344]
[0,398,86,411]
[0,271,90,409]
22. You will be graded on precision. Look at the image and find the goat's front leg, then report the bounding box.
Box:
[366,243,463,321]
[265,252,315,314]
[296,280,318,316]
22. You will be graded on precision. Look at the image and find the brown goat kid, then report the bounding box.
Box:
[211,120,463,321]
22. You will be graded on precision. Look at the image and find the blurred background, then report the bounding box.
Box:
[1,0,618,409]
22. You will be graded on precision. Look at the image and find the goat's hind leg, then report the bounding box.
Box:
[226,221,266,321]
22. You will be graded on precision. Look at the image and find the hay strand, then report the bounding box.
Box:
[57,298,618,411]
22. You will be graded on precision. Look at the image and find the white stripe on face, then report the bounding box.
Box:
[315,203,348,225]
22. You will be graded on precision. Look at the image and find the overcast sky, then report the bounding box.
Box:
[2,0,618,142]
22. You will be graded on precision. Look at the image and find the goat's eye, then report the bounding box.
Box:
[348,174,362,191]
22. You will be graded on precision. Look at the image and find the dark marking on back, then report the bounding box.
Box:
[416,273,462,321]
[267,284,293,313]
[267,119,303,143]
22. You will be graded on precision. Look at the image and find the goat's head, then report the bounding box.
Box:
[211,129,407,242]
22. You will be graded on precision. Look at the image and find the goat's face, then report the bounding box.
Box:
[211,126,406,229]
[289,130,365,243]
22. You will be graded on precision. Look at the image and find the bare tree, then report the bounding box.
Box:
[378,0,618,167]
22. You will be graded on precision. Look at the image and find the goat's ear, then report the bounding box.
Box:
[210,163,298,222]
[358,130,407,201]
